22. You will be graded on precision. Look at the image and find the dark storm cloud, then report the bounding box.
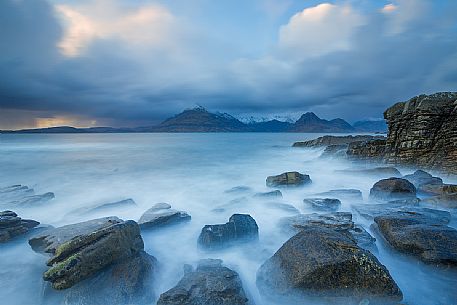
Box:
[0,0,457,128]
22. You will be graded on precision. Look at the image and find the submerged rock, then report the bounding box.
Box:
[139,203,190,230]
[254,190,282,198]
[256,226,402,303]
[303,198,341,212]
[88,198,137,212]
[198,214,258,249]
[11,192,55,207]
[403,170,443,189]
[374,211,457,265]
[266,172,311,188]
[29,217,148,290]
[0,185,34,201]
[264,202,300,214]
[337,167,401,177]
[0,210,39,242]
[157,259,250,305]
[369,178,416,201]
[314,189,363,201]
[225,186,252,194]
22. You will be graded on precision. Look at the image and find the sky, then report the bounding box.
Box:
[1,0,456,129]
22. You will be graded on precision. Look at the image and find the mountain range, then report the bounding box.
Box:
[1,107,387,133]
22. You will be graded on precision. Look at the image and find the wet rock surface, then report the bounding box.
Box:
[157,259,250,305]
[139,203,191,230]
[198,214,258,249]
[403,170,443,189]
[303,198,341,212]
[28,217,148,290]
[320,144,348,158]
[292,135,385,147]
[337,167,401,178]
[256,226,402,303]
[374,210,457,265]
[253,190,282,198]
[0,210,40,242]
[314,189,363,201]
[369,178,416,201]
[266,171,311,188]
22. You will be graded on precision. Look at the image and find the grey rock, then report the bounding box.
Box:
[264,202,300,214]
[225,186,252,194]
[369,178,416,201]
[254,190,282,198]
[314,189,363,201]
[403,170,443,189]
[11,192,55,207]
[337,167,401,178]
[157,259,250,305]
[0,210,40,242]
[319,144,348,158]
[139,204,190,230]
[303,198,341,212]
[256,226,402,303]
[198,214,258,249]
[266,172,311,188]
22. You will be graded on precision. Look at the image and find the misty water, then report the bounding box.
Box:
[0,133,456,305]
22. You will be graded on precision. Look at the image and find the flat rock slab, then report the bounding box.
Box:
[198,214,258,249]
[266,172,311,188]
[369,178,417,201]
[138,204,190,229]
[303,198,341,212]
[257,226,402,303]
[157,259,250,305]
[374,211,457,265]
[0,210,40,242]
[29,217,145,289]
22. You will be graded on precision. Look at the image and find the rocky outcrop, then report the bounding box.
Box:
[293,135,385,147]
[346,139,387,161]
[374,210,457,265]
[29,217,153,291]
[266,172,311,188]
[0,210,39,242]
[256,226,402,303]
[369,178,416,202]
[198,214,258,249]
[157,259,250,305]
[139,203,191,230]
[319,144,348,158]
[303,198,341,212]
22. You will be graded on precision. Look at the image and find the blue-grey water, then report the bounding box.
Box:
[0,133,456,305]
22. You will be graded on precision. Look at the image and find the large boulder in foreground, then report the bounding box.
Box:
[266,172,311,188]
[369,178,416,201]
[198,214,258,249]
[28,217,151,291]
[374,211,457,265]
[0,210,39,242]
[139,203,191,230]
[157,259,250,305]
[256,227,402,304]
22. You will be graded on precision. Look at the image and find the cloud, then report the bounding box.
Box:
[55,0,176,57]
[278,3,366,59]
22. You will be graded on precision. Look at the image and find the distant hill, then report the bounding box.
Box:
[3,107,368,133]
[352,120,387,132]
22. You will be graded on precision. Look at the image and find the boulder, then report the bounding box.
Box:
[256,227,402,303]
[29,217,147,290]
[403,170,443,188]
[198,214,258,249]
[314,189,363,201]
[303,198,341,212]
[266,172,311,188]
[0,210,39,242]
[254,190,282,198]
[139,203,190,230]
[157,259,250,305]
[369,178,416,201]
[374,211,457,265]
[225,186,252,194]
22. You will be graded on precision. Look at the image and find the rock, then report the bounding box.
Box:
[421,193,457,209]
[346,139,387,162]
[369,178,416,201]
[0,185,34,201]
[264,202,300,214]
[319,144,348,158]
[266,172,311,188]
[418,183,457,195]
[256,226,402,303]
[29,217,146,289]
[314,189,363,201]
[337,167,401,177]
[292,135,385,147]
[0,210,40,242]
[139,204,191,230]
[303,198,341,212]
[11,192,55,207]
[198,214,258,249]
[87,198,137,212]
[403,170,443,188]
[63,251,157,305]
[157,259,250,305]
[225,186,252,194]
[383,92,457,175]
[374,210,457,265]
[254,190,282,198]
[279,212,375,249]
